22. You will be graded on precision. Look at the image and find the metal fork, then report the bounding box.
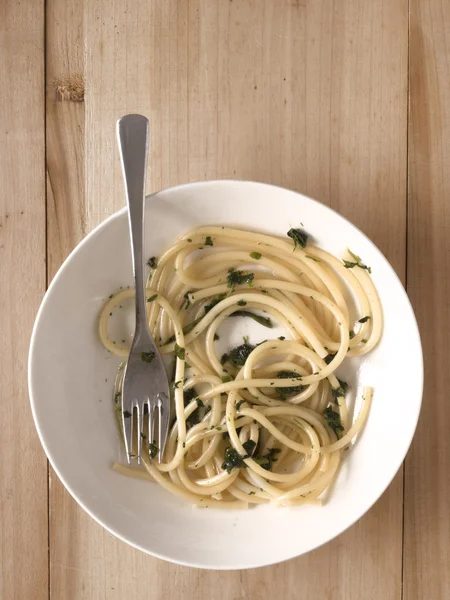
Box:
[116,114,170,464]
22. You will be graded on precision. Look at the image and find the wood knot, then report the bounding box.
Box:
[53,74,85,102]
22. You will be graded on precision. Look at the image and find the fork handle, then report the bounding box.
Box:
[117,114,150,336]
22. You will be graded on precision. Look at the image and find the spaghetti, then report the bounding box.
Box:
[99,226,381,508]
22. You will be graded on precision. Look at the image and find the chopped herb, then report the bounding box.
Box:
[343,250,372,274]
[250,251,262,260]
[306,255,320,262]
[108,294,113,299]
[331,378,349,399]
[214,333,220,341]
[278,336,286,340]
[254,447,281,471]
[221,448,247,474]
[182,291,192,309]
[237,300,247,307]
[235,399,245,411]
[243,335,249,344]
[324,406,344,438]
[275,370,306,398]
[349,330,355,339]
[174,344,185,360]
[358,316,371,323]
[163,317,204,344]
[220,353,229,365]
[229,343,255,366]
[182,442,186,448]
[148,442,158,459]
[230,311,273,328]
[324,353,336,365]
[287,228,308,249]
[187,238,192,242]
[185,392,208,428]
[242,439,257,456]
[226,268,254,288]
[248,491,256,496]
[173,380,182,389]
[147,294,158,303]
[362,338,368,343]
[222,431,230,440]
[205,235,214,246]
[147,257,158,269]
[140,351,155,364]
[180,318,200,336]
[123,410,132,419]
[184,388,197,406]
[204,294,227,314]
[114,392,121,404]
[186,411,200,428]
[338,378,349,393]
[222,374,233,383]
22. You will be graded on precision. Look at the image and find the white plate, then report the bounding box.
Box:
[29,180,423,569]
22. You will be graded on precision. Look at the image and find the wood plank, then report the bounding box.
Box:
[45,2,88,600]
[48,1,408,598]
[405,1,450,598]
[46,0,86,277]
[0,1,48,599]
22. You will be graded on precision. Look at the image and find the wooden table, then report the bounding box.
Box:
[1,1,449,598]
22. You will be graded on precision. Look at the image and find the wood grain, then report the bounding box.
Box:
[404,1,450,598]
[0,1,48,599]
[46,0,86,277]
[45,1,88,599]
[45,1,410,599]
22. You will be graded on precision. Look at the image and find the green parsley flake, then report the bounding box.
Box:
[324,406,344,438]
[358,316,371,323]
[287,228,308,249]
[343,250,372,274]
[230,311,273,328]
[275,370,305,399]
[140,351,155,364]
[226,268,254,288]
[174,344,185,360]
[221,448,247,474]
[148,442,158,459]
[229,343,255,366]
